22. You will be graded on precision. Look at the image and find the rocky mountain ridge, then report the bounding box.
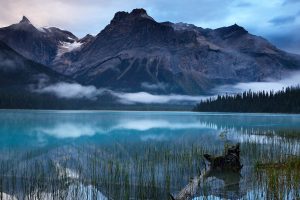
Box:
[0,9,300,95]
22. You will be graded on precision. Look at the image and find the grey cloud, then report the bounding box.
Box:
[235,2,252,7]
[266,25,300,54]
[282,0,300,5]
[269,15,297,25]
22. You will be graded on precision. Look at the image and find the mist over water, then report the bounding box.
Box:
[34,82,209,104]
[34,71,300,104]
[213,70,300,94]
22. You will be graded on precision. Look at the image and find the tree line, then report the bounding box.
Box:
[0,88,189,111]
[193,86,300,113]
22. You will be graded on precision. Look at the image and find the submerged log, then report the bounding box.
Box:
[169,168,210,200]
[204,143,243,171]
[170,144,243,200]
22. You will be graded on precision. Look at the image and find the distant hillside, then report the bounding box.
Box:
[193,86,300,113]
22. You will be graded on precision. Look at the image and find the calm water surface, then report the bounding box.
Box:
[0,110,299,199]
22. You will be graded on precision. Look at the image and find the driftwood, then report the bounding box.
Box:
[170,144,243,200]
[169,168,210,200]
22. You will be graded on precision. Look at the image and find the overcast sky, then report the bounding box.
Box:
[0,0,299,54]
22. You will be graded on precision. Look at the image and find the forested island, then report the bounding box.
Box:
[194,86,300,113]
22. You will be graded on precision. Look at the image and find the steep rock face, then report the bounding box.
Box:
[0,16,79,66]
[53,9,300,94]
[0,41,68,88]
[78,34,95,44]
[57,9,208,93]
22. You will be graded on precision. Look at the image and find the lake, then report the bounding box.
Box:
[0,110,299,200]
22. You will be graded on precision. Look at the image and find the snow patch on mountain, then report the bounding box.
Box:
[56,41,83,58]
[67,37,75,41]
[37,26,53,33]
[37,27,47,33]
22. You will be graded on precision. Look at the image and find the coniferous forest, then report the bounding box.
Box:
[193,86,300,113]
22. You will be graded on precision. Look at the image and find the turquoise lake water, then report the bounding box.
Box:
[0,110,299,199]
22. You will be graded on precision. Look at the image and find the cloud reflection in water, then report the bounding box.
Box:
[35,119,216,139]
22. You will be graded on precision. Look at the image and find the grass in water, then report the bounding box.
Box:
[255,156,300,200]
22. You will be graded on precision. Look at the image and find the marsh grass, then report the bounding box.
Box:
[0,141,218,200]
[0,129,299,199]
[255,157,300,200]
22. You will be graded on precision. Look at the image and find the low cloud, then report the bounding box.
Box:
[34,71,300,104]
[141,82,168,91]
[34,82,208,104]
[113,92,207,104]
[0,55,24,72]
[214,71,300,94]
[35,82,104,99]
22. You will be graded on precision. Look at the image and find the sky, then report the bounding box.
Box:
[0,0,299,54]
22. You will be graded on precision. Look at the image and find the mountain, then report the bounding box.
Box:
[0,41,188,110]
[0,40,114,110]
[1,10,300,95]
[52,9,300,94]
[0,41,70,90]
[0,16,84,66]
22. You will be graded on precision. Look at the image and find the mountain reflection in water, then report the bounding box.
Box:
[0,111,299,199]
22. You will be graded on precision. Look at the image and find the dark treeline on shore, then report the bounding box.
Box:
[194,86,300,113]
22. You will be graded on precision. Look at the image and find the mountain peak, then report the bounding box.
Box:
[111,8,154,23]
[230,23,246,31]
[130,8,154,20]
[215,23,248,37]
[79,34,94,43]
[20,16,31,24]
[226,23,247,32]
[130,8,147,16]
